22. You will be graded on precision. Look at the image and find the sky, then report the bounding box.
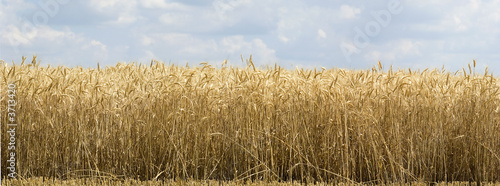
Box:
[1,0,499,73]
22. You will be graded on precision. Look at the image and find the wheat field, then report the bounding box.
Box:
[1,56,499,185]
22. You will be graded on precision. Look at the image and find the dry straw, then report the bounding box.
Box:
[1,56,499,184]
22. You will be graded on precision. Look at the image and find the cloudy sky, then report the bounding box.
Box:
[1,0,499,73]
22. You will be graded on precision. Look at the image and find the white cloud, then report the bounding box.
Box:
[365,51,383,61]
[250,39,277,65]
[469,0,481,10]
[218,35,277,65]
[142,36,154,46]
[278,35,289,43]
[453,15,467,31]
[213,0,252,20]
[141,0,168,9]
[1,22,109,67]
[275,5,308,44]
[159,13,185,25]
[1,25,78,47]
[220,36,246,53]
[155,8,228,33]
[89,0,122,10]
[141,1,189,10]
[340,5,361,19]
[114,15,138,25]
[91,40,107,51]
[1,0,500,74]
[318,29,327,39]
[140,50,156,62]
[138,33,276,66]
[408,0,500,34]
[398,40,422,55]
[2,25,34,46]
[89,0,140,25]
[363,40,422,63]
[158,33,197,45]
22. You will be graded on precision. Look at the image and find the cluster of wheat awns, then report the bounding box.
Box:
[1,57,499,184]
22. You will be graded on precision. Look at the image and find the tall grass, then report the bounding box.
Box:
[1,57,499,184]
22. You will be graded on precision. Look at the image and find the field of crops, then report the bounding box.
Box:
[3,177,500,186]
[1,56,499,185]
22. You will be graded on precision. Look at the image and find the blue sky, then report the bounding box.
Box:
[1,0,499,73]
